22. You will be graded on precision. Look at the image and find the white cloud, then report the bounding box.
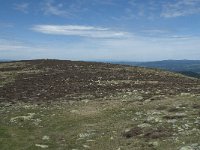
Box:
[14,3,29,13]
[41,0,70,17]
[161,0,200,18]
[90,35,200,61]
[142,29,170,35]
[31,25,130,39]
[1,33,200,61]
[41,0,88,17]
[0,39,29,51]
[115,0,200,20]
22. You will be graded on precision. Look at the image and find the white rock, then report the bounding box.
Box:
[138,123,151,128]
[82,99,89,103]
[149,141,159,147]
[167,119,177,124]
[180,146,194,150]
[35,144,48,149]
[83,145,90,148]
[42,135,50,140]
[70,110,79,113]
[10,113,35,123]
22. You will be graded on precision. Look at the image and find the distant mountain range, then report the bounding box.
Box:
[0,59,13,62]
[109,60,200,79]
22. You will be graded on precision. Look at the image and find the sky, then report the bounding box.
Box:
[0,0,200,61]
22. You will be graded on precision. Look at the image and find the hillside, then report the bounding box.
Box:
[0,60,200,150]
[110,60,200,78]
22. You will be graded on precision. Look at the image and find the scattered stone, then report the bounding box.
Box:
[82,99,90,104]
[4,103,12,107]
[167,119,177,124]
[33,118,42,126]
[136,96,143,101]
[135,112,143,116]
[70,110,79,114]
[147,116,162,123]
[181,93,191,96]
[131,117,138,121]
[149,141,159,147]
[178,127,184,132]
[83,145,90,148]
[68,101,75,105]
[79,132,94,139]
[10,113,35,123]
[138,123,151,128]
[122,127,142,138]
[179,144,199,150]
[156,105,167,110]
[86,140,96,142]
[35,144,48,149]
[163,113,186,120]
[149,95,165,101]
[144,127,172,139]
[42,135,50,140]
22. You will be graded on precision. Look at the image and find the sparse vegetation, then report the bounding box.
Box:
[0,60,199,150]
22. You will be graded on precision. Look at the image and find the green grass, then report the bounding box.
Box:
[0,93,199,150]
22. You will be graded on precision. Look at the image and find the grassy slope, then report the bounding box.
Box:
[0,60,199,150]
[0,94,199,150]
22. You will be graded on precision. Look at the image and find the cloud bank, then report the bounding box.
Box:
[32,25,130,39]
[161,0,200,18]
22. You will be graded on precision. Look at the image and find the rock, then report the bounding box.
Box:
[138,96,144,100]
[42,135,50,140]
[79,132,94,139]
[86,140,96,142]
[70,110,79,113]
[123,127,142,138]
[144,127,172,139]
[149,141,159,147]
[138,123,151,128]
[68,101,75,105]
[35,144,48,149]
[144,99,151,103]
[5,103,12,107]
[191,143,198,147]
[82,99,89,103]
[33,118,42,126]
[83,145,90,148]
[180,146,194,150]
[10,113,35,123]
[181,93,191,96]
[179,144,200,150]
[167,119,177,124]
[135,112,143,115]
[79,133,90,138]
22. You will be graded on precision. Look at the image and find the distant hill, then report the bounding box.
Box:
[0,59,13,62]
[110,60,200,78]
[1,59,199,103]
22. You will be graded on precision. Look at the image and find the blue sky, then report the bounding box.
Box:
[1,0,200,61]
